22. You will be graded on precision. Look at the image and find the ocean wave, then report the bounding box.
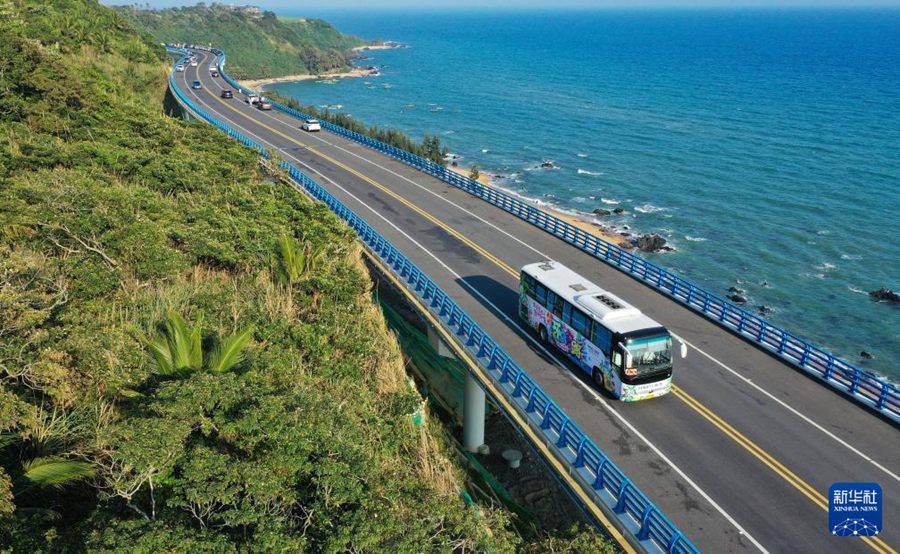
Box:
[840,253,863,261]
[814,262,837,271]
[601,197,620,205]
[685,235,708,242]
[634,204,668,214]
[577,169,603,176]
[481,148,489,153]
[848,285,868,295]
[577,153,589,158]
[441,130,455,135]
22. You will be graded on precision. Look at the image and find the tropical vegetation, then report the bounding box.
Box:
[115,3,368,79]
[0,1,617,551]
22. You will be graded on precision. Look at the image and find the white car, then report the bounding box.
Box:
[245,94,260,105]
[301,119,321,132]
[189,60,198,67]
[175,65,185,72]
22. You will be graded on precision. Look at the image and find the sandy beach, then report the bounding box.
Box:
[240,66,377,89]
[352,42,404,53]
[446,165,630,247]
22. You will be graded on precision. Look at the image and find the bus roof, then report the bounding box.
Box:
[521,261,665,336]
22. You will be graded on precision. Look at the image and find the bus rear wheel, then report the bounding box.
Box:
[538,324,548,344]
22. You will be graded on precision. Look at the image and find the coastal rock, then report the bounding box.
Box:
[727,293,748,304]
[592,208,611,217]
[728,286,745,295]
[860,351,874,360]
[869,288,900,303]
[757,305,773,316]
[620,241,636,250]
[634,233,668,253]
[540,160,555,169]
[613,207,626,215]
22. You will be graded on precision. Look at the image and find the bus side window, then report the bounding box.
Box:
[520,273,535,295]
[590,321,612,354]
[571,309,590,337]
[535,283,548,307]
[562,302,572,325]
[551,293,564,317]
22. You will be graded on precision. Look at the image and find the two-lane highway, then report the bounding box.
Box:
[174,50,899,553]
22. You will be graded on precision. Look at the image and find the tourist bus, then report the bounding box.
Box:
[519,261,686,401]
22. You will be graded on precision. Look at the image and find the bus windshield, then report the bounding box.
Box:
[626,335,672,375]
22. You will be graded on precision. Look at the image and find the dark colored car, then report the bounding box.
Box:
[191,80,202,90]
[221,89,233,99]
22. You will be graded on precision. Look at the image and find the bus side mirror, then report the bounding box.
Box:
[679,340,688,359]
[618,343,632,370]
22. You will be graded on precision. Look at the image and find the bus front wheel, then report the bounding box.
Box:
[592,367,605,389]
[538,324,548,343]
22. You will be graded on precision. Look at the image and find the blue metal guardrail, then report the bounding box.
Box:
[207,49,900,424]
[165,47,700,554]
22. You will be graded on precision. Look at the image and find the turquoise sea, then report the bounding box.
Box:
[271,9,900,380]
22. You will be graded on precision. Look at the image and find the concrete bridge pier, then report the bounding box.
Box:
[426,324,486,453]
[427,324,456,358]
[463,372,487,453]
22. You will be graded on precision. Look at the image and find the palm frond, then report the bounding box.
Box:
[21,457,95,489]
[207,326,254,374]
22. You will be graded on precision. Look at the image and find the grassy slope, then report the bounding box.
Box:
[0,0,516,551]
[115,4,367,79]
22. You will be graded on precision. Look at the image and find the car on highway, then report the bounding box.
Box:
[257,100,272,110]
[301,119,321,132]
[175,65,185,72]
[189,60,198,67]
[220,89,233,99]
[245,93,260,105]
[191,80,202,90]
[210,70,219,78]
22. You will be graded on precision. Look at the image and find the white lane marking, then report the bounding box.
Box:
[672,334,900,484]
[177,69,767,550]
[200,53,900,483]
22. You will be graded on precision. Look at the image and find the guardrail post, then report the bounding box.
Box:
[637,506,656,540]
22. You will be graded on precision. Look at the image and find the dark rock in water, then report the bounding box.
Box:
[620,232,632,237]
[728,286,745,295]
[860,351,874,360]
[451,161,458,167]
[727,293,748,304]
[622,224,630,230]
[613,207,626,215]
[540,160,555,169]
[634,234,668,253]
[593,208,611,217]
[757,305,773,316]
[869,288,900,303]
[620,241,636,250]
[760,280,771,288]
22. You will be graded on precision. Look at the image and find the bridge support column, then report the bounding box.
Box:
[463,372,487,453]
[427,324,456,359]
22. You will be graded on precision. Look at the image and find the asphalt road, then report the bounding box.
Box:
[174,50,899,554]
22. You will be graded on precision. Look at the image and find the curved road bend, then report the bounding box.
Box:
[176,50,899,554]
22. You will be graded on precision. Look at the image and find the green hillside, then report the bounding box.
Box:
[0,0,516,550]
[115,3,368,79]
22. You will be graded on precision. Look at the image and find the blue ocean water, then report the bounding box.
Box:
[272,9,900,379]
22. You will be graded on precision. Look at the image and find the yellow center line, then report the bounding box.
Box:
[186,58,897,554]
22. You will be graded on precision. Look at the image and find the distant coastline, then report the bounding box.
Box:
[240,66,378,89]
[242,42,404,89]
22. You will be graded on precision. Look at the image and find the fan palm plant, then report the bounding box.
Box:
[274,235,327,285]
[144,310,252,379]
